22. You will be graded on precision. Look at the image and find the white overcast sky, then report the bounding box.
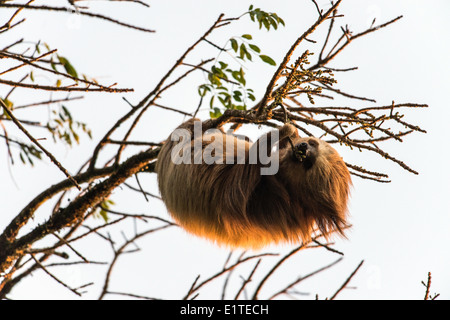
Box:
[1,0,449,300]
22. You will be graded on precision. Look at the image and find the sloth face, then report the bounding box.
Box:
[293,138,320,170]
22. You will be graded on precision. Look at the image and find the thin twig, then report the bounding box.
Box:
[184,253,279,300]
[14,96,84,110]
[311,0,323,18]
[0,0,35,31]
[107,139,162,147]
[234,259,261,300]
[0,3,156,33]
[105,291,159,300]
[329,260,364,300]
[0,99,81,190]
[29,253,82,297]
[269,257,343,300]
[221,251,235,300]
[424,272,432,300]
[52,233,89,263]
[99,224,173,300]
[251,236,324,300]
[312,240,344,256]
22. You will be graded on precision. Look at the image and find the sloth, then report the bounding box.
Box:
[155,118,352,248]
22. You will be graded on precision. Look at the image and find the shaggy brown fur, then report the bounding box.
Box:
[156,119,352,248]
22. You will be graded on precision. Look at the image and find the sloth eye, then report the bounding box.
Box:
[308,139,319,148]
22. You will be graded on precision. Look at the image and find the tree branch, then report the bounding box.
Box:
[0,3,155,33]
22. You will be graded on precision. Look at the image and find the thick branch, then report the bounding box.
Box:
[0,166,115,245]
[0,148,159,274]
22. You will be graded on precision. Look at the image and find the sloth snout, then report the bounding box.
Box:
[297,142,308,151]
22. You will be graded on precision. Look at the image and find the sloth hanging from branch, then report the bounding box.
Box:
[0,0,430,299]
[156,48,354,249]
[156,118,351,248]
[154,2,427,248]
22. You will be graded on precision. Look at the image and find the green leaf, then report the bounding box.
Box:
[269,18,278,30]
[273,13,285,26]
[62,105,72,120]
[198,84,211,97]
[208,73,222,86]
[99,209,109,223]
[232,70,246,86]
[73,131,80,144]
[239,68,246,86]
[218,61,228,69]
[19,152,26,165]
[50,60,58,72]
[242,34,252,40]
[248,44,261,53]
[233,90,243,102]
[259,55,276,66]
[57,55,79,79]
[212,65,227,79]
[230,38,238,52]
[1,98,14,110]
[96,199,115,223]
[210,107,222,119]
[218,96,226,107]
[239,43,247,60]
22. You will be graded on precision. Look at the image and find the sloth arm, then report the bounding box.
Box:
[249,123,299,162]
[236,123,299,201]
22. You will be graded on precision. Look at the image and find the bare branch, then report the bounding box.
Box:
[257,0,342,114]
[184,253,279,300]
[252,235,325,300]
[329,260,364,300]
[98,224,173,300]
[234,259,261,300]
[0,3,155,33]
[0,98,82,190]
[29,253,82,297]
[269,257,343,300]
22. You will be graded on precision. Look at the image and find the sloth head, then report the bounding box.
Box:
[278,136,352,238]
[282,136,344,174]
[291,137,320,170]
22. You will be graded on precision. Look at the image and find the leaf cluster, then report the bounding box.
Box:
[198,8,285,119]
[47,105,92,147]
[248,5,285,31]
[94,199,115,223]
[34,42,92,87]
